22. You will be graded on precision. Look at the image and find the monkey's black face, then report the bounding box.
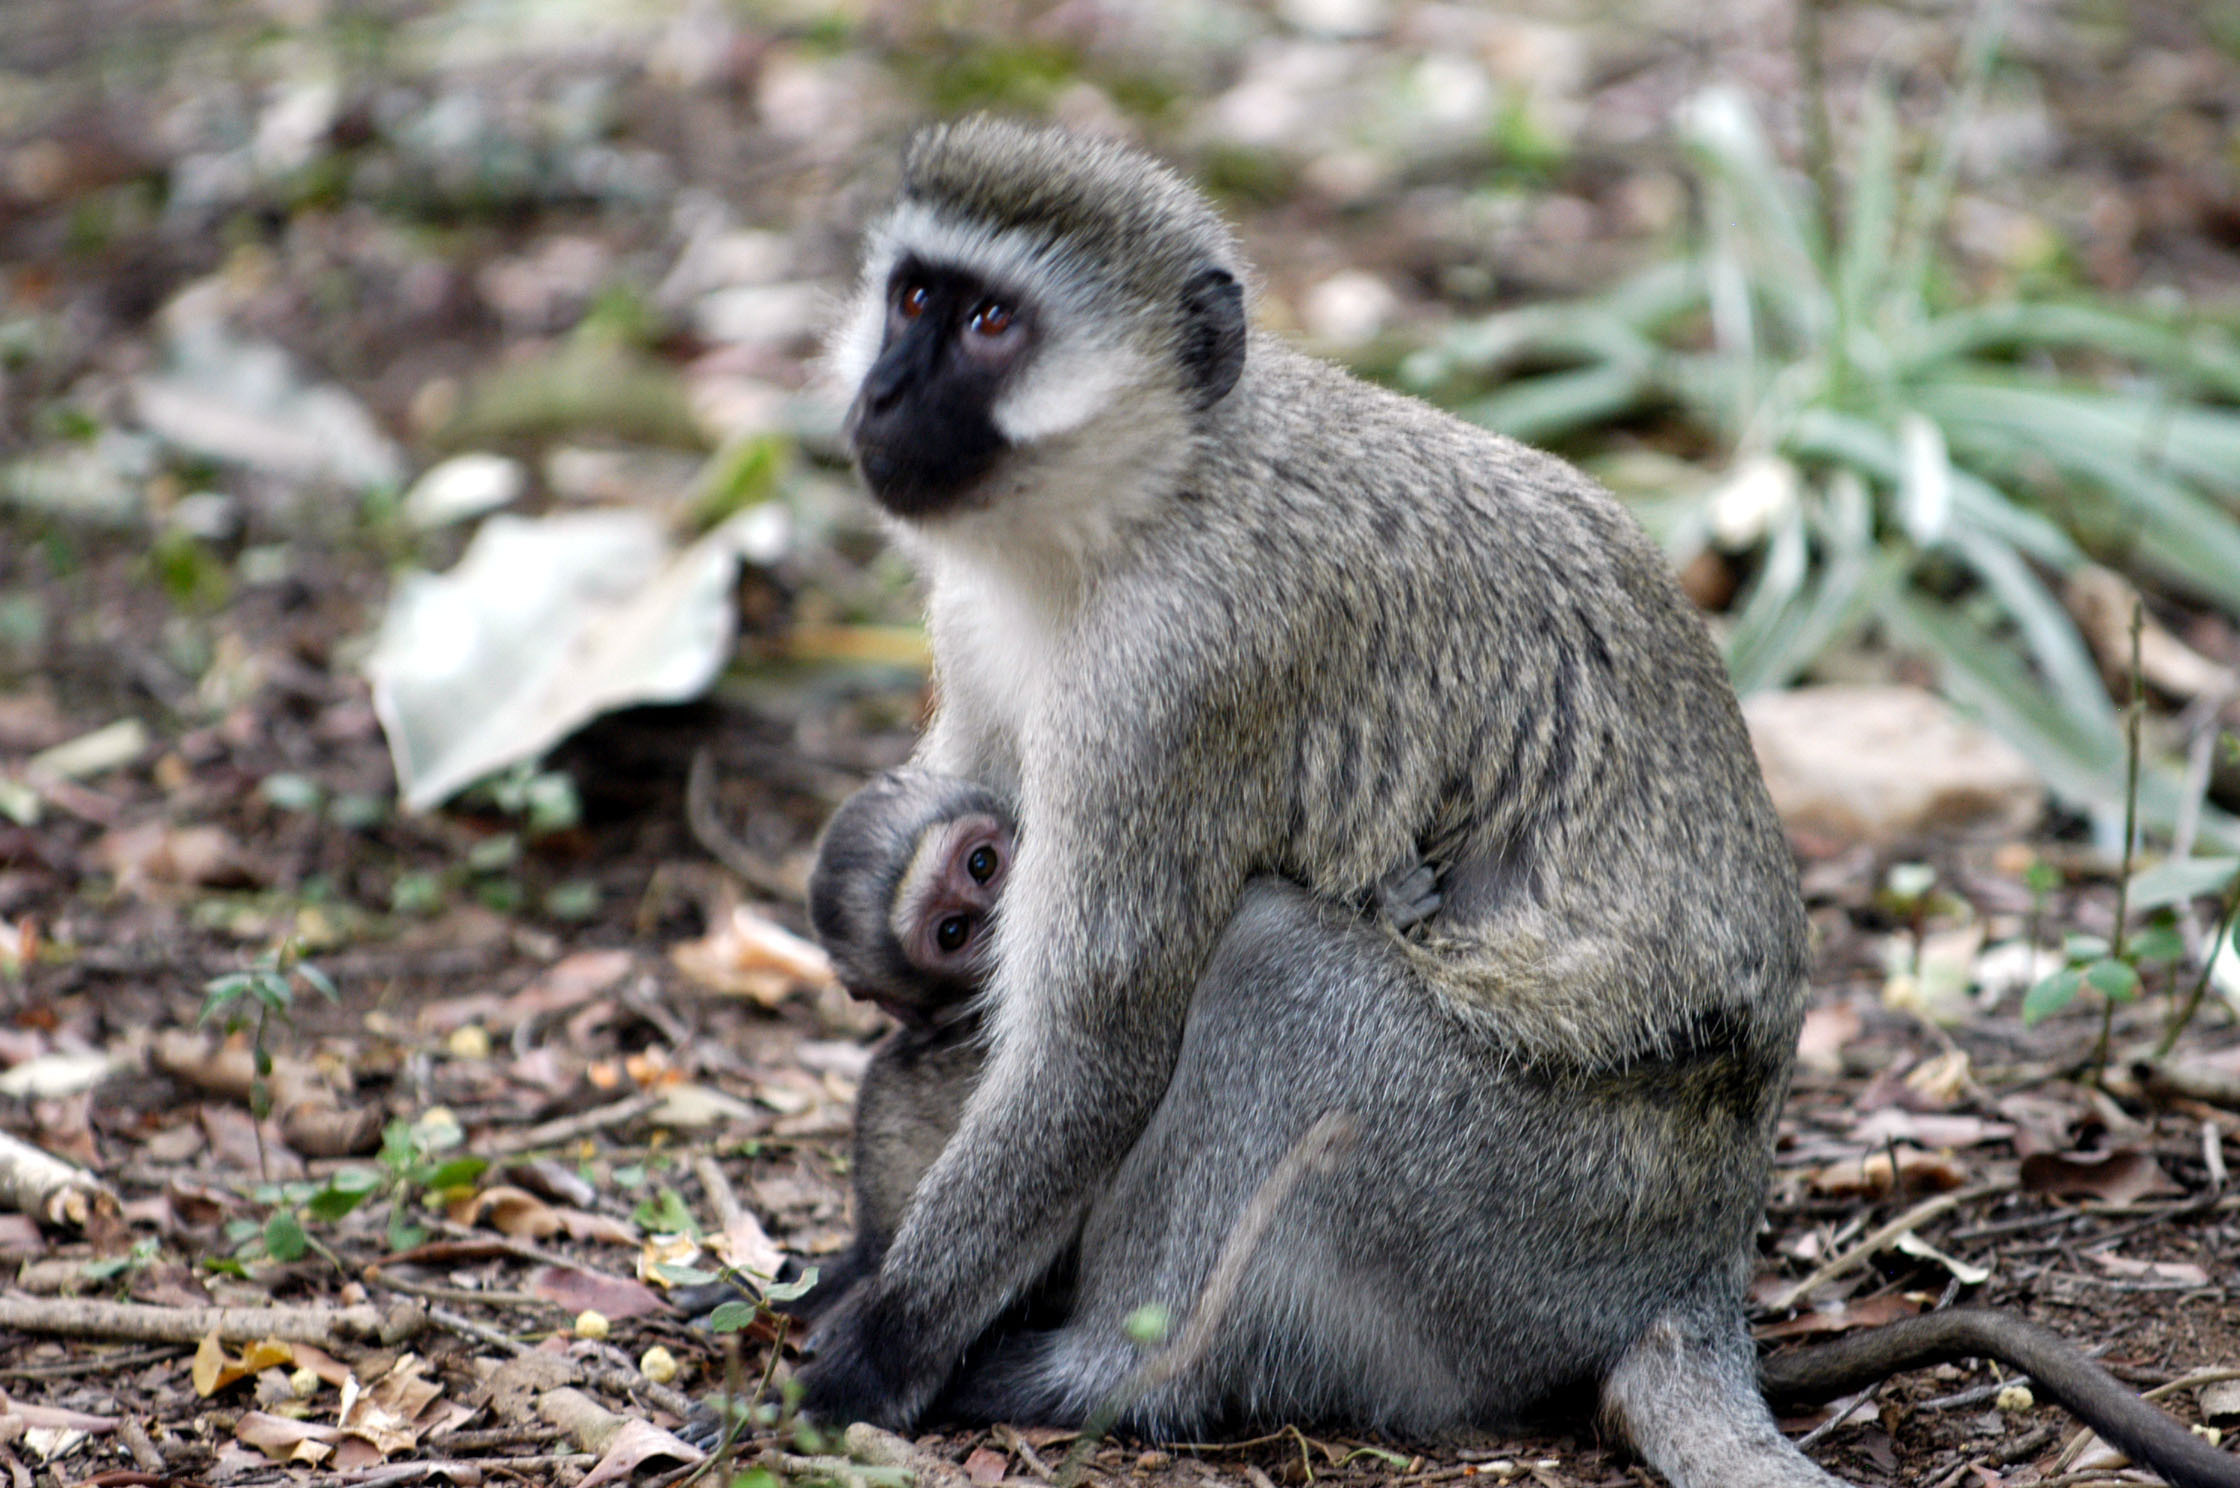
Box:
[849,258,1034,518]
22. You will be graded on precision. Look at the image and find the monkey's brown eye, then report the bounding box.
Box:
[971,301,1013,337]
[936,915,972,953]
[966,845,998,882]
[898,283,930,319]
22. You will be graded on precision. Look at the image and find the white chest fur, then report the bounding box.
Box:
[930,553,1069,750]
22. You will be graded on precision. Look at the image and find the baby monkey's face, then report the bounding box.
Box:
[888,810,1011,1002]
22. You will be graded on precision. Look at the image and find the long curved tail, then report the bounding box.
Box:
[1761,1310,2240,1488]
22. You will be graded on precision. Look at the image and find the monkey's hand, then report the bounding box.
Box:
[794,1284,930,1431]
[1372,858,1442,934]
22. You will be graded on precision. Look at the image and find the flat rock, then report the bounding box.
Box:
[1742,684,2045,846]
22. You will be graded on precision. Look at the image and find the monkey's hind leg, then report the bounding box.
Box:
[1603,1309,1845,1488]
[936,880,1481,1437]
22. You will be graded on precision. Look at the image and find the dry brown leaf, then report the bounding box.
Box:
[193,1334,295,1396]
[235,1409,339,1464]
[1995,1092,2082,1156]
[484,1350,582,1425]
[576,1417,705,1486]
[2018,1148,2182,1205]
[637,1232,705,1295]
[336,1372,418,1457]
[530,1264,668,1321]
[362,1354,443,1427]
[1807,1145,1972,1197]
[754,1067,826,1117]
[555,1208,640,1246]
[965,1446,1009,1484]
[288,1342,352,1388]
[96,821,257,889]
[670,903,834,1007]
[447,1183,563,1239]
[198,1105,304,1176]
[650,1081,762,1127]
[1901,1048,1973,1105]
[413,990,508,1037]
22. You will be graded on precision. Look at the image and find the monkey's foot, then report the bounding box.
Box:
[677,1393,757,1454]
[794,1294,934,1431]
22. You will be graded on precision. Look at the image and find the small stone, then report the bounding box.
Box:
[1743,685,2045,846]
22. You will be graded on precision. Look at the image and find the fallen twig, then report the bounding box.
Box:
[0,1129,119,1230]
[1767,1183,2005,1313]
[0,1295,422,1347]
[482,1091,661,1156]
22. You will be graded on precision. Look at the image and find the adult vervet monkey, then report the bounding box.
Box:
[792,116,2240,1488]
[776,774,2239,1488]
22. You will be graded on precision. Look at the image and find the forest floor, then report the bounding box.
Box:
[3,2,2239,1485]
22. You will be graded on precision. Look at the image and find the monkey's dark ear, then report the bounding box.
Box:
[1178,267,1246,410]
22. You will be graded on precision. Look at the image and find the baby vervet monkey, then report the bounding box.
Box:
[799,768,1009,1308]
[798,766,1440,1315]
[789,771,2240,1488]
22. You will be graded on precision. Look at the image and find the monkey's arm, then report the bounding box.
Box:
[797,687,1271,1427]
[1761,1310,2240,1488]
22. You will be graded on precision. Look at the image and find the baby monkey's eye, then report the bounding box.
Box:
[898,282,931,318]
[967,845,998,882]
[936,915,972,953]
[970,300,1014,338]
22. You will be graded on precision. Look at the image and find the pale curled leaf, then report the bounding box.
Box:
[370,509,783,811]
[1893,1230,1990,1286]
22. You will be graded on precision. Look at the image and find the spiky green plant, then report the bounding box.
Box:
[1403,33,2240,852]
